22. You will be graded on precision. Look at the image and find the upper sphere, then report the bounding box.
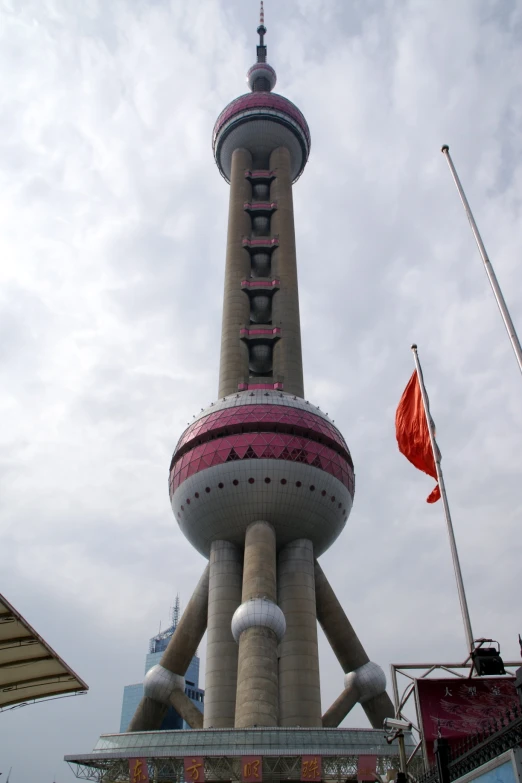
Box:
[247,62,277,92]
[213,92,311,183]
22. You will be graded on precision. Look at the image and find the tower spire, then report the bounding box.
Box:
[247,1,276,92]
[257,1,267,63]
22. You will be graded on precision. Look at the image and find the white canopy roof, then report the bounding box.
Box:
[0,592,88,709]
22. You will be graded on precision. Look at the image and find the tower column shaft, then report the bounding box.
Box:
[204,540,243,728]
[270,146,304,398]
[234,521,279,728]
[277,539,322,726]
[218,148,253,398]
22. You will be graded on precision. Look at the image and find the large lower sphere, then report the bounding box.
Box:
[169,391,355,557]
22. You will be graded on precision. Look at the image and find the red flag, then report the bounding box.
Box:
[395,370,441,503]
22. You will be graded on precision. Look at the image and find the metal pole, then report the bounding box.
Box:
[390,666,408,775]
[441,145,522,376]
[397,733,408,776]
[391,665,400,718]
[411,344,474,654]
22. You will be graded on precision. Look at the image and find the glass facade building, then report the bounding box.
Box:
[119,600,204,732]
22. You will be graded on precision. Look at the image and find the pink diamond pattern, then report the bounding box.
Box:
[169,432,355,499]
[174,405,351,460]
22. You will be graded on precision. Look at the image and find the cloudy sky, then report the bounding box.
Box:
[1,0,521,779]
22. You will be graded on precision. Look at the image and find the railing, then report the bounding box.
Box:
[418,701,522,783]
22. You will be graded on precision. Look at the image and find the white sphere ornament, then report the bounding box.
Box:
[247,62,277,91]
[143,664,185,705]
[231,598,286,643]
[344,661,387,704]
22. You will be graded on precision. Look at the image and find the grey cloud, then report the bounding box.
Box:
[1,0,521,779]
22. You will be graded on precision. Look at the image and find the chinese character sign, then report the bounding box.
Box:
[357,755,377,782]
[301,755,322,782]
[129,758,149,783]
[184,756,205,783]
[415,677,518,764]
[242,755,262,782]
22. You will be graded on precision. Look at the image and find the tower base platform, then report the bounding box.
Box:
[66,727,418,781]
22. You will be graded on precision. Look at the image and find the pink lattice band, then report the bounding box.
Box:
[214,93,310,147]
[244,170,276,180]
[169,431,354,497]
[174,404,351,462]
[243,202,277,211]
[240,327,281,336]
[241,279,280,289]
[237,382,284,391]
[242,236,279,248]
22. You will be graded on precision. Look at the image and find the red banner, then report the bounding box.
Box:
[241,756,262,782]
[416,677,518,763]
[184,756,205,783]
[357,755,377,781]
[129,758,149,783]
[301,755,322,782]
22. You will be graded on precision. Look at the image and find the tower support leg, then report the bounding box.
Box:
[322,686,359,728]
[204,540,242,728]
[278,539,322,727]
[234,521,279,728]
[314,560,394,728]
[127,564,210,732]
[170,689,204,728]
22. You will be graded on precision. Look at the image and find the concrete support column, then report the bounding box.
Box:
[127,564,210,732]
[234,521,280,728]
[363,692,397,728]
[170,689,204,729]
[314,560,394,728]
[269,146,304,399]
[126,696,166,733]
[314,560,368,672]
[322,686,359,728]
[218,148,253,398]
[204,540,242,728]
[278,539,322,727]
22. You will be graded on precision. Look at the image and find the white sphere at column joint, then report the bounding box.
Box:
[343,661,387,704]
[143,664,185,705]
[231,598,286,643]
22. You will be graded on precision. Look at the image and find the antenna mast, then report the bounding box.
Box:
[257,1,267,62]
[172,594,180,628]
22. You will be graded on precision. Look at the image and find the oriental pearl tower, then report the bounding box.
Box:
[127,4,394,733]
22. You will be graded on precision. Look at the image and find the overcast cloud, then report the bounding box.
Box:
[1,0,521,780]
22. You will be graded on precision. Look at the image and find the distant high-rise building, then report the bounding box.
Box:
[119,596,204,732]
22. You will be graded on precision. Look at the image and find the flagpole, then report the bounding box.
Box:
[441,145,522,376]
[411,344,475,654]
